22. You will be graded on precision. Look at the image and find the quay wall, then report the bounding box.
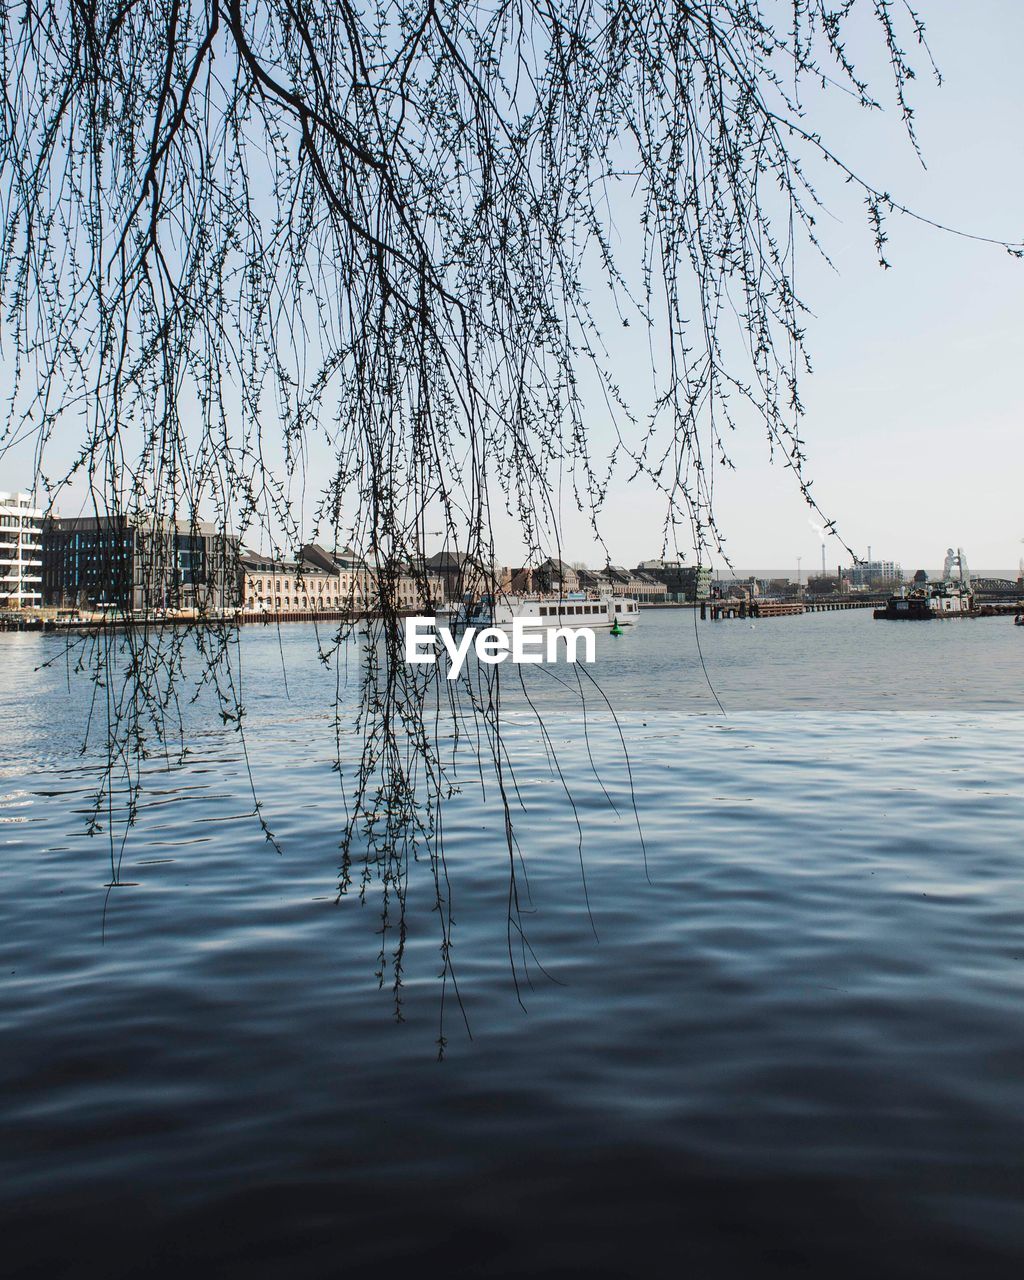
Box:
[0,608,410,633]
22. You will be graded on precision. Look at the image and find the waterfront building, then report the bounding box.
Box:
[594,565,661,604]
[614,568,668,604]
[244,544,446,613]
[507,559,667,603]
[510,557,580,596]
[635,560,711,601]
[0,491,44,610]
[576,566,618,595]
[848,558,902,588]
[240,550,350,612]
[357,548,449,612]
[424,550,498,602]
[712,576,757,599]
[43,515,239,612]
[538,557,580,594]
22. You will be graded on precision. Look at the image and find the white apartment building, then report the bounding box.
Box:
[848,558,902,587]
[0,491,44,610]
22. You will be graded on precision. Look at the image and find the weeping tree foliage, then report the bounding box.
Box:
[2,1,1016,1040]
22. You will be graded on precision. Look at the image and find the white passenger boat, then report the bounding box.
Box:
[609,596,640,625]
[442,594,639,629]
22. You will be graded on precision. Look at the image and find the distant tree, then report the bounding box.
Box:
[2,1,1018,1038]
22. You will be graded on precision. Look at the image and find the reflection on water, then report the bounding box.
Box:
[1,612,1023,1277]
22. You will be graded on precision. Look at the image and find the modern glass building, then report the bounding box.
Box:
[43,515,239,612]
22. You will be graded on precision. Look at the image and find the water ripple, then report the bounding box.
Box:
[1,614,1023,1276]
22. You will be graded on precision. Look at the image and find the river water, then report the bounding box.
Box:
[1,609,1022,1277]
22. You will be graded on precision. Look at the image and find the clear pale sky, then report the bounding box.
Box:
[2,2,1021,574]
[542,0,1024,574]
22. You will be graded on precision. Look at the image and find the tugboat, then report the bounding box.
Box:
[874,549,974,620]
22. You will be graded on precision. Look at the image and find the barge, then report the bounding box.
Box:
[874,582,974,620]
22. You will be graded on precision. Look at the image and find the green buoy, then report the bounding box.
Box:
[610,618,623,636]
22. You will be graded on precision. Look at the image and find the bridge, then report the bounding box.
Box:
[971,578,1023,598]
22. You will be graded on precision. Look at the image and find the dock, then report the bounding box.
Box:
[700,596,1022,622]
[702,597,884,621]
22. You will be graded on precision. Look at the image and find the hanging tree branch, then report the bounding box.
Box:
[2,0,1018,1044]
